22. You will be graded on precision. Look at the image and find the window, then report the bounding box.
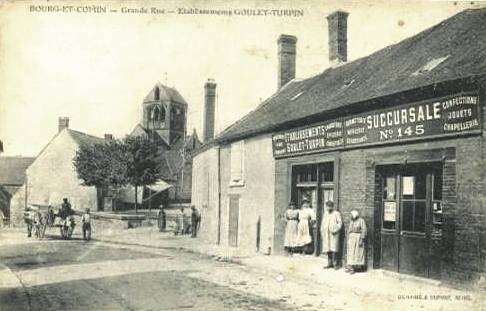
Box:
[230,141,244,186]
[150,106,166,125]
[400,168,427,233]
[151,106,161,121]
[154,87,160,101]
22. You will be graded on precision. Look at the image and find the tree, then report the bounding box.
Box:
[123,136,161,213]
[73,140,129,210]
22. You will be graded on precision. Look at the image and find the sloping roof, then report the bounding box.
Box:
[143,82,188,105]
[67,129,105,147]
[217,8,486,142]
[130,124,171,148]
[0,156,35,185]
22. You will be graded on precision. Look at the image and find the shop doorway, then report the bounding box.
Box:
[291,162,335,255]
[377,163,443,278]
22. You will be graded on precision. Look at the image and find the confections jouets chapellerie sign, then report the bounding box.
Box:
[272,93,481,158]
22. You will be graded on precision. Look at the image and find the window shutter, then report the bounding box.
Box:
[230,141,244,182]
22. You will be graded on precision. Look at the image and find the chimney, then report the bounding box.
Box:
[58,117,69,133]
[277,34,297,89]
[327,10,348,66]
[104,134,114,140]
[203,79,216,143]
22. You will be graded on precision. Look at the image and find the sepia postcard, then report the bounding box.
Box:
[0,0,485,310]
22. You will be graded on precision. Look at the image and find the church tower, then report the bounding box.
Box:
[141,83,188,146]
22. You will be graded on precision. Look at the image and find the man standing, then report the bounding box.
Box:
[157,205,166,232]
[24,207,34,237]
[174,207,184,236]
[190,205,201,238]
[321,201,343,269]
[81,208,91,241]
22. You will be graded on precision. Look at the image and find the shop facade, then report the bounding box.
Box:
[192,8,486,283]
[272,87,485,282]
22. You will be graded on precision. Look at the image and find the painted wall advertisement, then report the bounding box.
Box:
[272,94,481,158]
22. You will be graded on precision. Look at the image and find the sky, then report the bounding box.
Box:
[0,0,484,157]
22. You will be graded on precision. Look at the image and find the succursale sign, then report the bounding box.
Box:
[272,93,481,158]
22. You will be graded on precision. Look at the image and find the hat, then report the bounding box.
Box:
[325,201,334,207]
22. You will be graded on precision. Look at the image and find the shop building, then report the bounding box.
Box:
[191,8,486,283]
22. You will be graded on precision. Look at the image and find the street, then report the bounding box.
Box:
[0,228,483,311]
[0,235,297,311]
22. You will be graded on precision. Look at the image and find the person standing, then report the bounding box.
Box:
[157,205,166,232]
[81,208,92,241]
[24,207,34,237]
[190,205,201,238]
[321,201,343,269]
[345,210,367,274]
[284,201,299,255]
[296,198,316,254]
[174,207,185,235]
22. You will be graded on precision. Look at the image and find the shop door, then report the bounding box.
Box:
[228,196,239,247]
[379,164,443,278]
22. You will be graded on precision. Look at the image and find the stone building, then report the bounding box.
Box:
[0,156,34,222]
[10,117,105,226]
[192,8,486,284]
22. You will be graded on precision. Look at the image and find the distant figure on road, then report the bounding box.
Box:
[157,205,166,232]
[47,205,55,226]
[24,207,35,237]
[82,208,92,241]
[174,207,184,235]
[190,205,201,238]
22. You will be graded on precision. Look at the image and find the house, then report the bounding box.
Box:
[0,156,34,222]
[10,117,105,226]
[125,83,201,210]
[192,8,486,284]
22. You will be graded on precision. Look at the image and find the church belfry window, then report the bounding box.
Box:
[150,105,165,122]
[154,87,160,101]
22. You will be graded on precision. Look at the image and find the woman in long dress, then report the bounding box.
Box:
[284,201,299,255]
[296,198,316,253]
[345,209,367,274]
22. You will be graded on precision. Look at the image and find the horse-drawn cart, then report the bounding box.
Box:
[24,204,77,239]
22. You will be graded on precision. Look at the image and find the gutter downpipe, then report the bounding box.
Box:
[216,145,222,245]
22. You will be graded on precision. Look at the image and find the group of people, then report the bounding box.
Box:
[157,205,201,238]
[284,198,367,274]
